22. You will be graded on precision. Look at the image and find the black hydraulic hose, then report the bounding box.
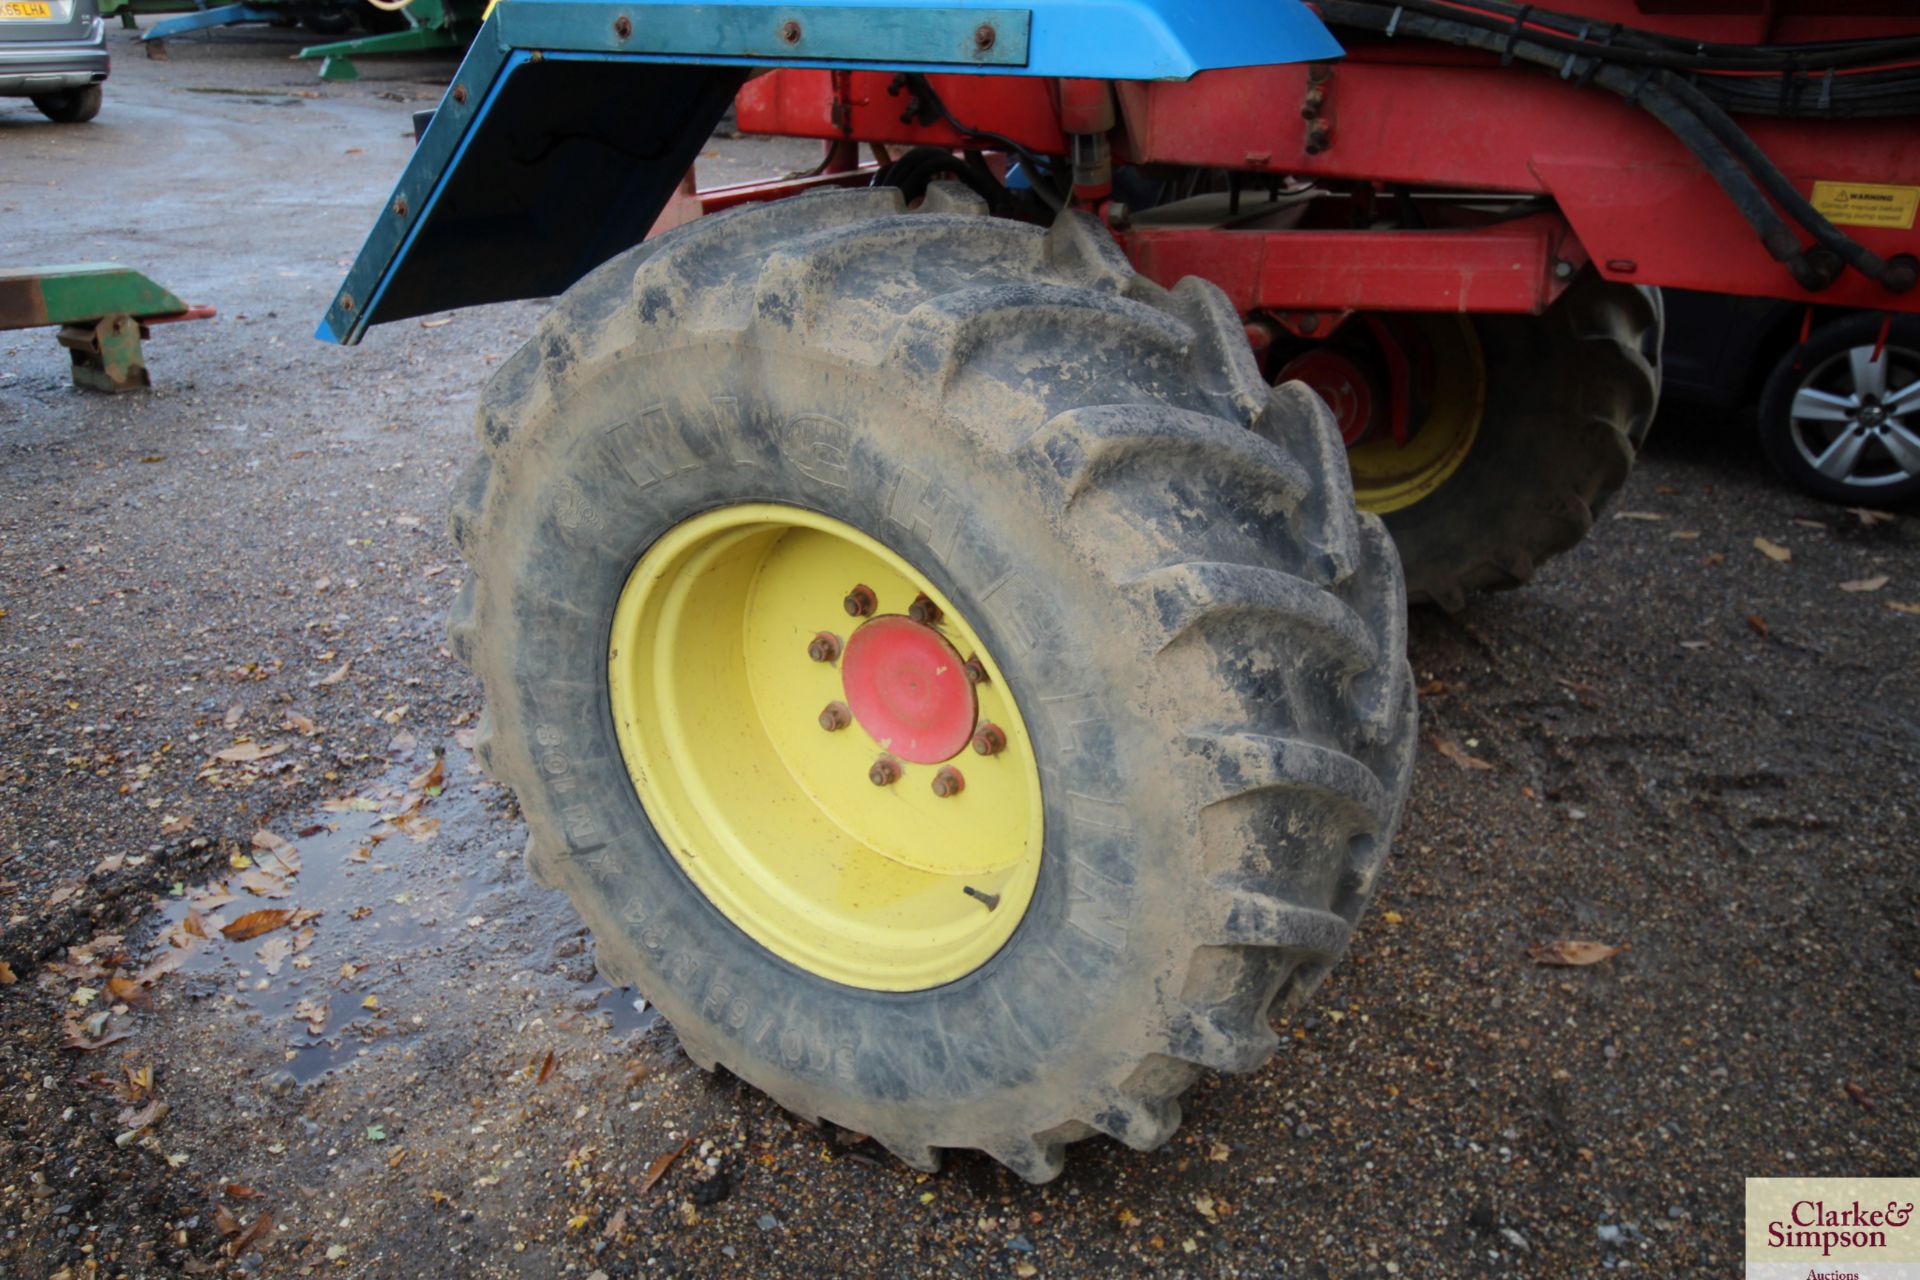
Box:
[1319,1,1828,288]
[1376,0,1920,72]
[1657,71,1917,291]
[893,75,1066,211]
[1320,0,1915,293]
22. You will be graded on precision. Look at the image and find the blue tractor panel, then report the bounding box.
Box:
[318,0,1341,344]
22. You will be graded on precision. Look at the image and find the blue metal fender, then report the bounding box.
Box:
[319,0,1341,343]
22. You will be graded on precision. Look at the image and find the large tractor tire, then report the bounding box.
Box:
[1340,277,1662,610]
[447,187,1416,1181]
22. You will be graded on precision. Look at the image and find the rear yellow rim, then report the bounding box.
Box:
[607,504,1044,992]
[1348,318,1486,514]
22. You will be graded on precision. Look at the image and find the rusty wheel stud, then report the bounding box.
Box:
[843,584,877,618]
[962,655,988,685]
[931,766,965,798]
[807,631,841,663]
[907,592,942,625]
[868,756,902,787]
[970,723,1006,756]
[818,701,851,732]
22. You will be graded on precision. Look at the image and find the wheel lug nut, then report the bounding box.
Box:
[807,631,841,663]
[907,593,942,625]
[962,655,988,685]
[818,701,851,732]
[932,766,965,797]
[869,756,902,787]
[843,584,876,617]
[971,723,1006,756]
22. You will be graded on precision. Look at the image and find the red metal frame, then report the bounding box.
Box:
[698,4,1920,324]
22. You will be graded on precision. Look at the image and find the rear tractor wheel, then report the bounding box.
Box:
[449,188,1416,1181]
[1277,276,1662,609]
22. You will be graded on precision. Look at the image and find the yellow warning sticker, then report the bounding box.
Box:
[1810,181,1920,230]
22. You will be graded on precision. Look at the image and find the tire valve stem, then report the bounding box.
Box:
[962,885,1000,910]
[843,584,877,618]
[907,593,942,625]
[962,655,988,685]
[971,722,1006,756]
[931,766,965,798]
[818,701,851,732]
[807,631,842,663]
[869,755,902,787]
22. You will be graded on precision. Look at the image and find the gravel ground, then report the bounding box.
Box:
[3,26,1918,1280]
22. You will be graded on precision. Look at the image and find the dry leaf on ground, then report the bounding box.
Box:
[1431,737,1494,771]
[1889,601,1920,616]
[293,997,329,1035]
[211,742,287,764]
[1753,537,1792,563]
[639,1140,690,1195]
[1528,940,1621,966]
[257,937,291,976]
[1839,575,1889,593]
[221,909,296,941]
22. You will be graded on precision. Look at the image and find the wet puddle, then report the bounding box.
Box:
[133,742,656,1085]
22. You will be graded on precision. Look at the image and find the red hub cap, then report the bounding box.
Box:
[1277,346,1381,446]
[840,616,978,763]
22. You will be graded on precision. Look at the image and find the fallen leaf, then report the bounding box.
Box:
[1849,507,1897,527]
[366,1124,386,1142]
[1670,529,1701,540]
[603,1206,628,1239]
[1844,1081,1874,1111]
[228,1210,274,1258]
[212,742,287,764]
[222,910,296,941]
[223,1184,259,1200]
[256,937,291,976]
[214,1206,241,1237]
[1888,601,1920,616]
[118,1098,168,1131]
[251,829,293,854]
[1789,517,1827,530]
[1839,575,1889,593]
[420,317,454,329]
[46,880,83,909]
[1528,940,1621,967]
[1747,614,1769,638]
[284,712,317,736]
[535,1048,557,1087]
[1613,511,1666,521]
[0,961,14,984]
[409,757,445,793]
[1431,737,1494,771]
[132,947,189,986]
[63,1022,135,1052]
[639,1140,690,1195]
[237,870,290,899]
[293,997,329,1035]
[317,660,351,687]
[1753,537,1792,563]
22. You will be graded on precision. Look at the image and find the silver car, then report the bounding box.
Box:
[0,0,108,123]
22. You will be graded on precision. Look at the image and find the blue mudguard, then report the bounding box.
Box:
[319,0,1341,344]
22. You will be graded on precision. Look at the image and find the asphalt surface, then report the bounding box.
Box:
[3,25,1918,1280]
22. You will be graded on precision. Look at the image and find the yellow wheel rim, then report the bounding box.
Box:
[607,504,1044,992]
[1347,318,1487,515]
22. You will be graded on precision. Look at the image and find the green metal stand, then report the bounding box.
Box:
[295,0,478,79]
[0,265,211,393]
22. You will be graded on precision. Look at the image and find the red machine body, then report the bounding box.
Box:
[684,0,1920,340]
